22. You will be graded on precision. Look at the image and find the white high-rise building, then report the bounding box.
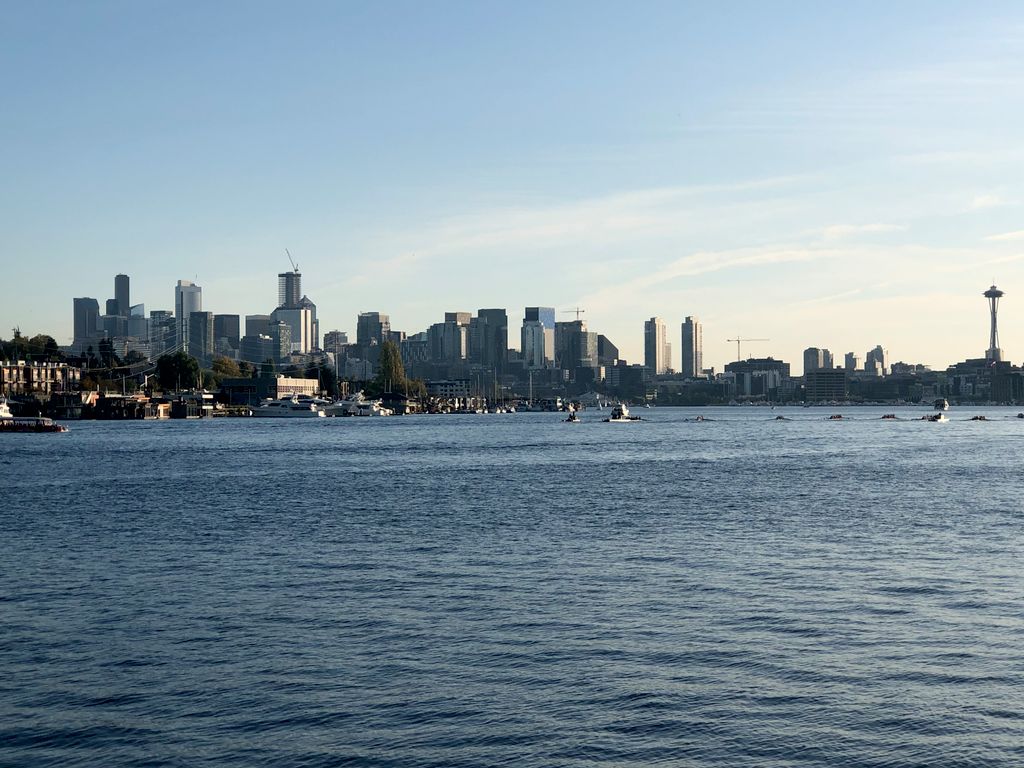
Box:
[681,316,703,378]
[521,320,554,369]
[271,307,314,354]
[175,280,202,348]
[644,317,670,375]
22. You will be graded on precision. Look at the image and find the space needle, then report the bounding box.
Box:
[984,284,1005,362]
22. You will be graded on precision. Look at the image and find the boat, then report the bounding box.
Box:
[603,404,641,423]
[353,400,393,417]
[0,397,69,433]
[564,411,580,423]
[881,414,898,420]
[827,414,844,420]
[252,396,326,418]
[921,413,947,422]
[969,415,989,421]
[934,398,949,411]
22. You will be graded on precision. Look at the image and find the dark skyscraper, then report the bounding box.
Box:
[278,270,301,309]
[73,297,100,349]
[115,274,130,317]
[471,309,508,373]
[188,311,215,364]
[524,307,556,330]
[214,314,241,351]
[357,312,391,348]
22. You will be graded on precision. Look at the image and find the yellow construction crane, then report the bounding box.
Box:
[727,337,769,361]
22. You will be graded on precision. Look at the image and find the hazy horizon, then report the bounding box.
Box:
[3,2,1024,373]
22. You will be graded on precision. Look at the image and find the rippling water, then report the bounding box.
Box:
[2,406,1024,767]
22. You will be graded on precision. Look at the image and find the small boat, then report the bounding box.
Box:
[881,414,898,420]
[827,414,844,420]
[921,413,947,422]
[773,415,790,421]
[969,415,988,421]
[603,404,641,423]
[564,412,580,423]
[934,398,950,411]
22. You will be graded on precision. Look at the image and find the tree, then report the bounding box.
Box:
[306,361,339,399]
[156,351,200,391]
[209,356,242,388]
[376,340,406,392]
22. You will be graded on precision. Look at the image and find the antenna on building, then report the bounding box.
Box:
[286,248,299,274]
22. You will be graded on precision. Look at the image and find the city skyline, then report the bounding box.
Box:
[4,3,1024,369]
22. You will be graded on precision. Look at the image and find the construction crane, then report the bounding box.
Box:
[727,337,770,361]
[561,307,586,321]
[285,248,299,274]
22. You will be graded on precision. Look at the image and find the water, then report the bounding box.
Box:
[2,406,1024,767]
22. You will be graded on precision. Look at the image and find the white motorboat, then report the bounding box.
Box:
[603,404,641,423]
[252,396,326,418]
[354,400,393,417]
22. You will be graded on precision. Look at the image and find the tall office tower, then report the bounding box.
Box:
[245,314,272,338]
[149,310,175,357]
[128,304,147,338]
[357,312,391,348]
[188,311,215,364]
[521,321,554,369]
[445,311,472,325]
[555,320,590,369]
[680,316,703,378]
[984,284,1005,361]
[803,347,824,374]
[115,274,130,316]
[822,349,834,369]
[428,313,470,364]
[298,296,319,350]
[278,269,301,309]
[865,345,888,376]
[271,307,314,353]
[175,280,202,348]
[73,298,100,350]
[524,307,556,330]
[268,320,292,362]
[214,314,241,351]
[323,330,349,355]
[105,298,120,316]
[644,317,669,374]
[597,335,620,366]
[471,309,509,372]
[844,352,861,371]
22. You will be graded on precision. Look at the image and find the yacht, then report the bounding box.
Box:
[252,396,326,418]
[603,404,641,423]
[0,396,69,432]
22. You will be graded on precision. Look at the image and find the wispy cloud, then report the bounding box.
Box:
[969,193,1013,210]
[819,223,906,241]
[984,229,1024,242]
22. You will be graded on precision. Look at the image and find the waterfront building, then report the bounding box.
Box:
[844,352,861,371]
[644,317,670,375]
[114,274,130,317]
[680,316,702,379]
[805,369,848,402]
[188,311,215,365]
[73,297,100,351]
[1,360,82,397]
[724,357,791,400]
[175,280,202,348]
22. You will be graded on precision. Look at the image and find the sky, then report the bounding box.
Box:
[2,1,1024,373]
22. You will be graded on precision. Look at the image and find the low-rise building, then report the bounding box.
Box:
[0,360,82,397]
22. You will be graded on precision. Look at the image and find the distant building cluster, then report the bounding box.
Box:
[24,273,1016,405]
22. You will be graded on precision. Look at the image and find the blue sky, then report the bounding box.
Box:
[3,2,1024,372]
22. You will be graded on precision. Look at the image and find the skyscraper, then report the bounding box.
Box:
[188,311,215,364]
[175,280,202,348]
[844,352,861,371]
[471,309,509,372]
[680,316,703,378]
[114,274,130,317]
[803,347,824,374]
[644,317,669,375]
[357,312,391,348]
[865,345,888,376]
[278,270,301,309]
[73,297,100,350]
[214,314,241,351]
[524,307,556,330]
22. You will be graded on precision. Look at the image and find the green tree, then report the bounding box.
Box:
[376,340,406,392]
[209,356,242,388]
[156,351,200,391]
